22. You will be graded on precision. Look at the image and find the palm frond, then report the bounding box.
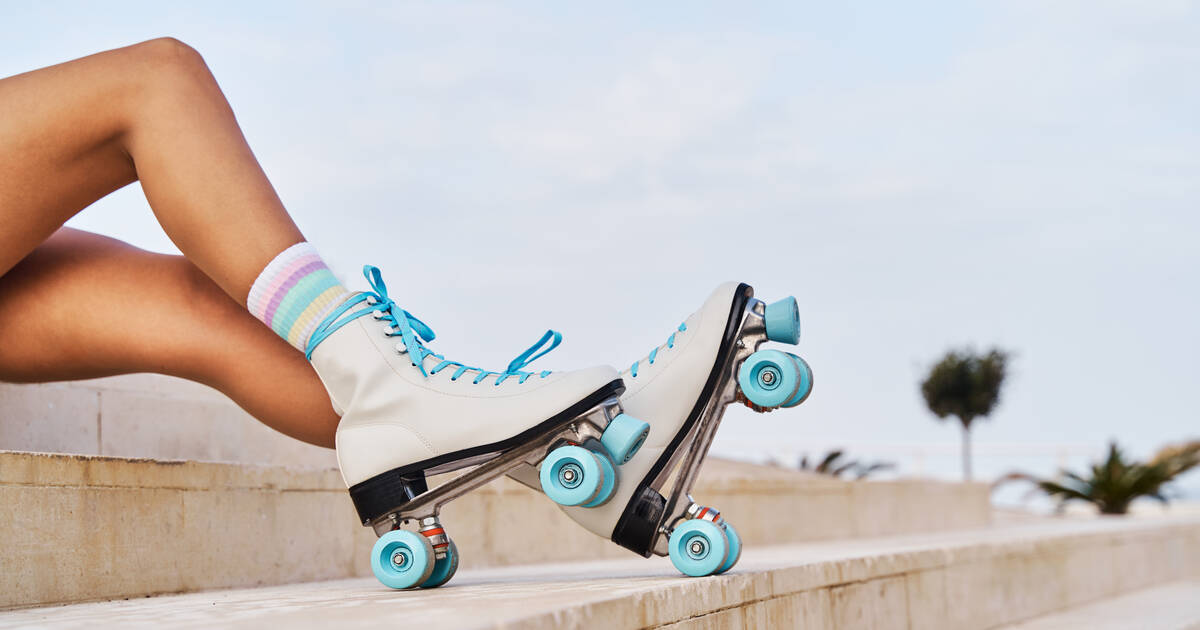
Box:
[1006,440,1200,515]
[817,450,844,473]
[797,449,893,480]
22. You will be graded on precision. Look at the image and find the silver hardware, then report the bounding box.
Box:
[369,397,625,536]
[418,516,451,560]
[683,501,723,525]
[650,292,765,557]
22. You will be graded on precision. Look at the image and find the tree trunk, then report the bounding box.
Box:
[961,424,973,482]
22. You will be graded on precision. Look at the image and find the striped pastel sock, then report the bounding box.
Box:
[247,242,354,353]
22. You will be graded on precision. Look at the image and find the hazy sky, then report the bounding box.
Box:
[3,2,1198,487]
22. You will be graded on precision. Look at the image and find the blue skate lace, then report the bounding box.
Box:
[305,266,559,385]
[629,322,687,378]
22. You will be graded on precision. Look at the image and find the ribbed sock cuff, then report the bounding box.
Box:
[247,242,353,352]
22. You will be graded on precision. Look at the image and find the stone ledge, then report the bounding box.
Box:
[0,450,341,491]
[0,450,990,608]
[2,517,1197,629]
[0,375,338,468]
[996,580,1200,630]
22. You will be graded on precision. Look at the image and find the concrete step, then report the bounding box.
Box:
[0,450,990,608]
[997,581,1200,630]
[3,516,1197,629]
[0,374,337,468]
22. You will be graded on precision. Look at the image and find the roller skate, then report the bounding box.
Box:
[510,282,812,577]
[306,266,649,590]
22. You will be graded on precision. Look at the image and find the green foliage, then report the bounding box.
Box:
[798,449,895,480]
[921,347,1010,481]
[1000,441,1200,515]
[920,348,1009,430]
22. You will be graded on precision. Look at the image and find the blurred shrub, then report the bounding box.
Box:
[998,441,1200,515]
[797,449,895,480]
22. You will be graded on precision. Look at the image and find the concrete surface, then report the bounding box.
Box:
[997,580,1200,630]
[0,374,337,467]
[2,517,1197,629]
[0,450,990,608]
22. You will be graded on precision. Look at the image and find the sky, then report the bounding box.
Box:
[3,2,1198,493]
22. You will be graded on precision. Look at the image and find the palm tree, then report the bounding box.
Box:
[998,441,1200,515]
[920,348,1008,481]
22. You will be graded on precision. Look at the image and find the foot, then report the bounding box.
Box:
[306,266,623,521]
[528,281,812,573]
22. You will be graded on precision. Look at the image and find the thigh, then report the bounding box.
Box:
[0,46,141,277]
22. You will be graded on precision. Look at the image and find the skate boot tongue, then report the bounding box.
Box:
[306,265,562,385]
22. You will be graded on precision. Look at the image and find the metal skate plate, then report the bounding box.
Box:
[646,296,769,557]
[370,398,621,537]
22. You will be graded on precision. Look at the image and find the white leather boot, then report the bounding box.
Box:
[307,266,647,590]
[516,282,813,578]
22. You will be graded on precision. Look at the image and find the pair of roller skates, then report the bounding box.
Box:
[306,268,814,589]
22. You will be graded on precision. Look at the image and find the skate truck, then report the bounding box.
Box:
[357,385,648,589]
[514,282,813,578]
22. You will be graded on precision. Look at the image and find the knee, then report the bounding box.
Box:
[126,37,214,90]
[133,37,206,67]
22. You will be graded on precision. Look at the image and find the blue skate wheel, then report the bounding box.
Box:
[581,450,617,508]
[419,539,459,588]
[714,523,742,574]
[669,519,729,577]
[783,354,813,408]
[371,529,435,589]
[600,413,650,464]
[540,445,606,506]
[737,349,802,409]
[764,296,800,344]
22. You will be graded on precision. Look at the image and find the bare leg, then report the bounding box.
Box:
[0,228,339,447]
[0,37,303,301]
[0,39,337,445]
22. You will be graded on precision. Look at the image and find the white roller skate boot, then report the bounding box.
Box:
[307,266,649,590]
[510,282,813,577]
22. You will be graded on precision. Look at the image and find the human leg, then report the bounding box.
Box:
[0,37,303,302]
[0,228,340,447]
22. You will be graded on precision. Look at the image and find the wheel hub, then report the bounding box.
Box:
[686,536,709,560]
[757,365,781,390]
[558,462,583,489]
